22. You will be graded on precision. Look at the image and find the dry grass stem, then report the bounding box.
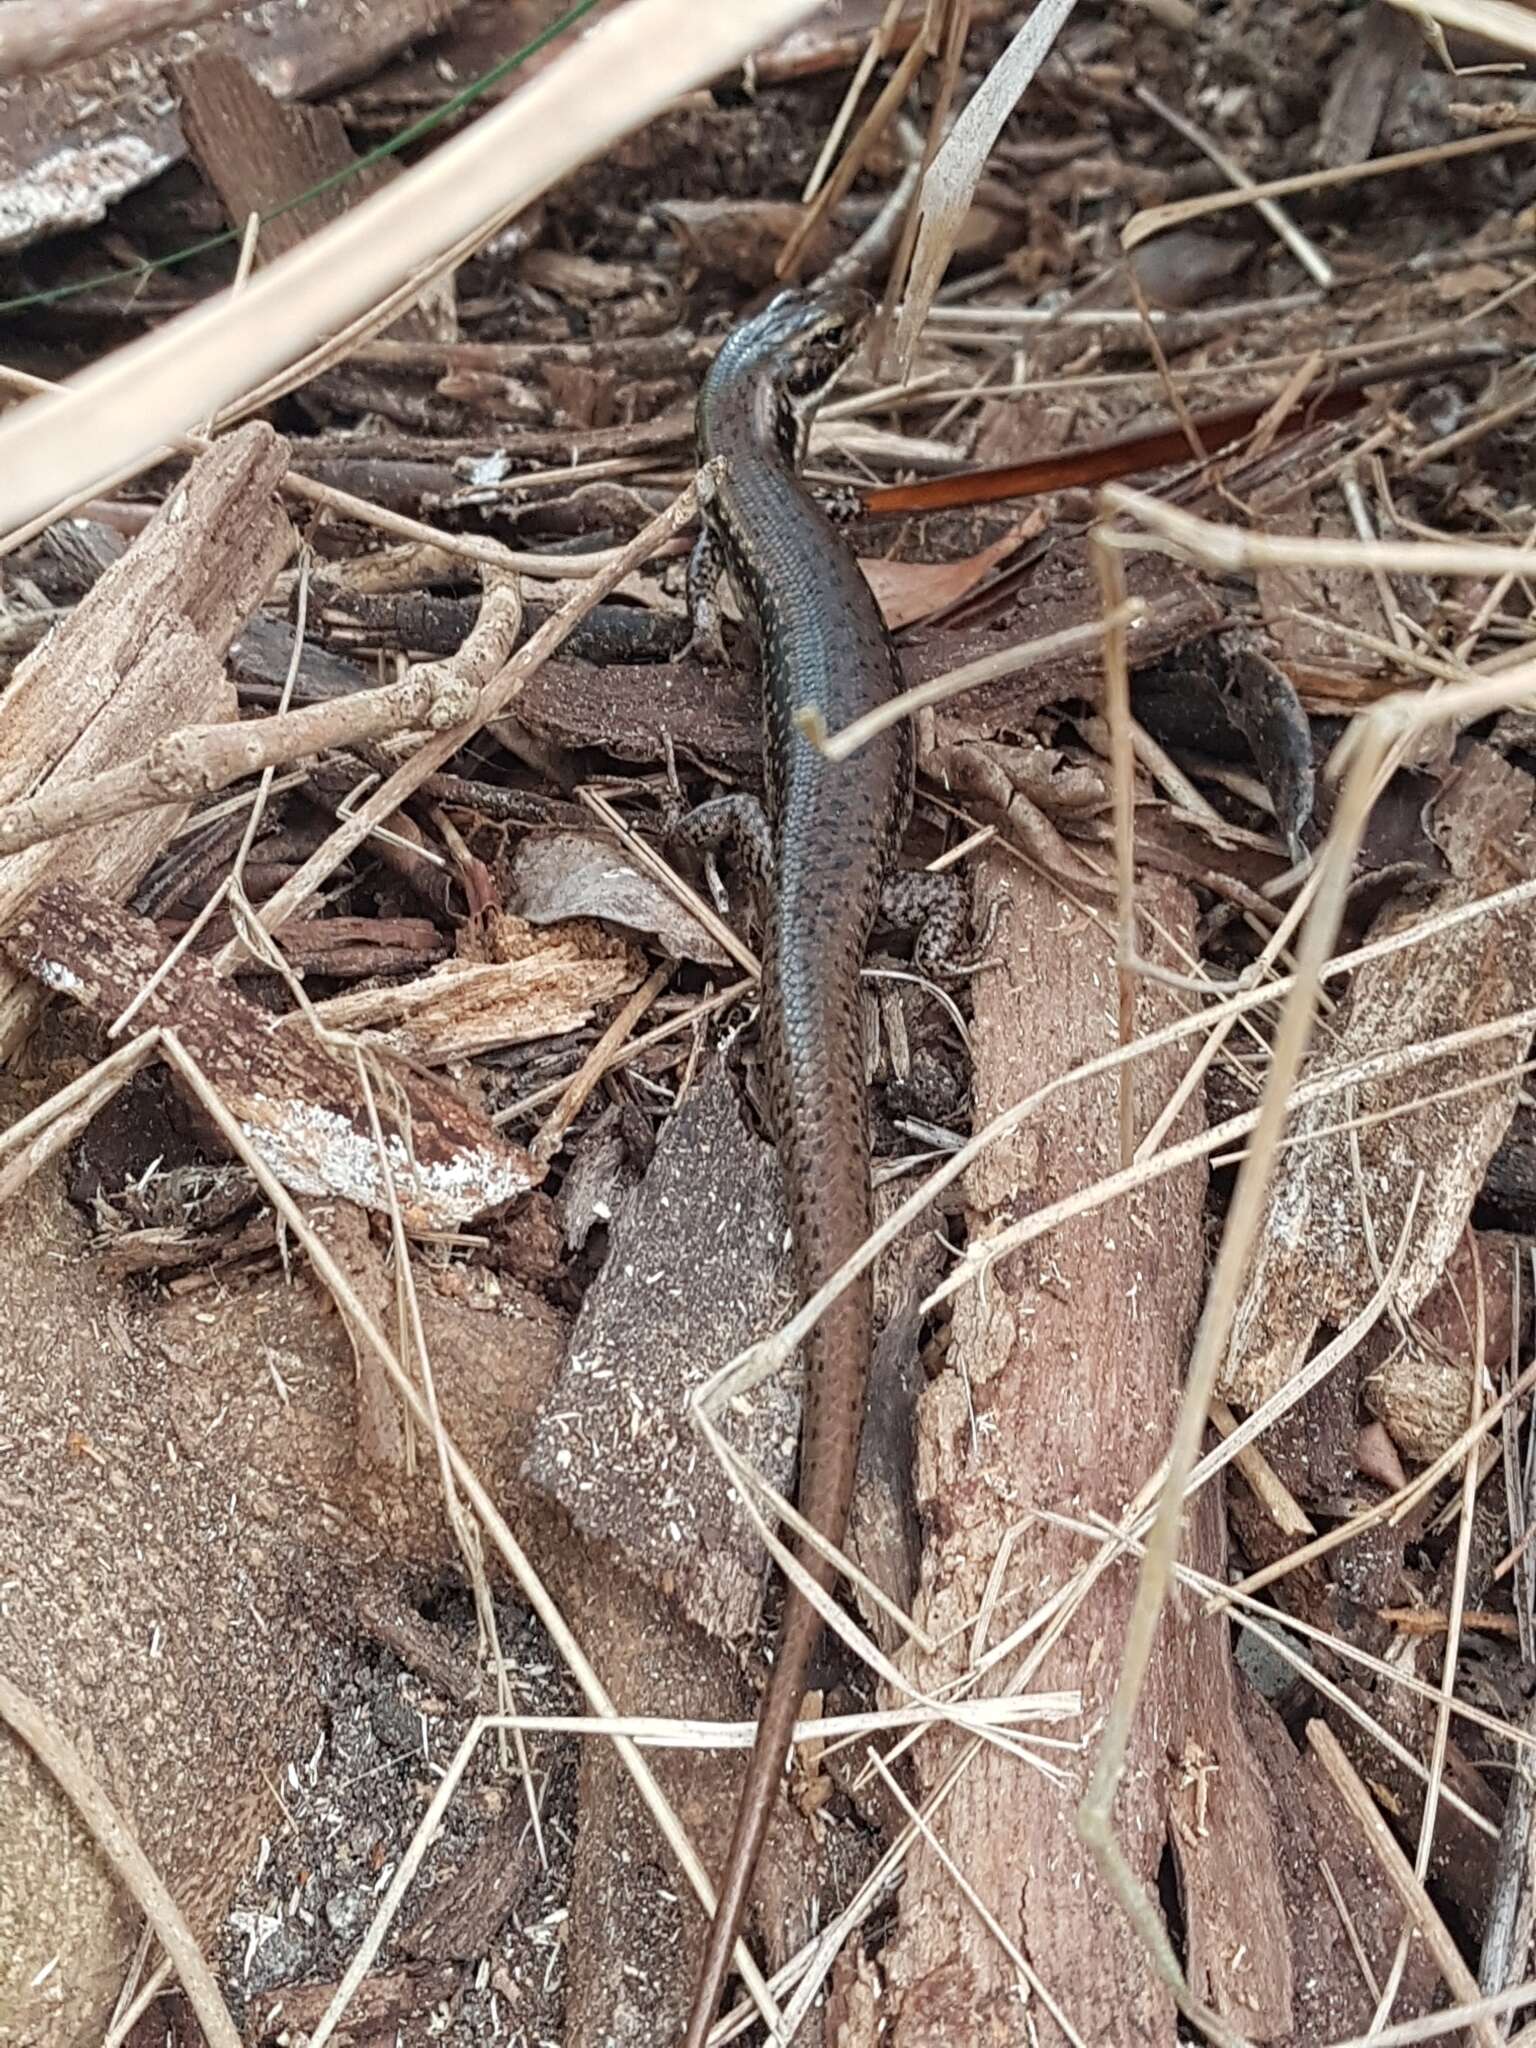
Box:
[0,1030,160,1205]
[1135,83,1333,285]
[1329,1983,1536,2047]
[804,597,1149,761]
[579,787,759,978]
[1091,529,1139,1167]
[1122,125,1536,251]
[101,1960,173,2048]
[491,978,753,1126]
[1103,481,1536,586]
[1308,1719,1501,2048]
[531,960,672,1163]
[892,0,1078,366]
[1385,0,1536,59]
[868,1749,1091,2047]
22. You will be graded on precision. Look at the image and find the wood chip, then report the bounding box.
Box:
[524,1059,798,1645]
[3,882,537,1230]
[0,421,293,1060]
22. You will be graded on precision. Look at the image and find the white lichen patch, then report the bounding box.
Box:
[33,957,90,1000]
[0,135,168,252]
[241,1094,530,1228]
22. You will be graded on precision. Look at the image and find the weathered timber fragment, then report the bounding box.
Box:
[525,1059,799,1645]
[526,1061,861,2041]
[1225,745,1536,1414]
[1238,1688,1441,2040]
[0,422,292,1060]
[879,858,1291,2045]
[0,0,462,251]
[176,50,456,342]
[560,1568,826,2048]
[2,882,537,1228]
[308,927,648,1065]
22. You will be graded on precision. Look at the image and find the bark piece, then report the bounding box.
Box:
[176,51,456,342]
[246,1963,462,2045]
[0,0,463,252]
[511,546,1221,784]
[509,831,732,969]
[307,928,647,1065]
[1360,1231,1517,1461]
[524,1059,799,1645]
[2,883,537,1230]
[1237,1686,1441,2042]
[0,422,293,1060]
[560,1562,828,2048]
[1317,0,1424,167]
[1225,746,1536,1412]
[400,1803,538,1962]
[880,859,1291,2045]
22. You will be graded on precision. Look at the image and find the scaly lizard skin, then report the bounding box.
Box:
[678,286,914,2048]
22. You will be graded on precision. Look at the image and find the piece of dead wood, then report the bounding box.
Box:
[525,1058,799,1646]
[1237,1688,1442,2041]
[0,634,500,857]
[0,422,293,1061]
[176,50,457,343]
[1482,1686,1536,2008]
[398,1800,538,1964]
[509,551,1222,783]
[1308,1718,1502,2048]
[559,1562,829,2048]
[0,0,462,252]
[306,925,648,1065]
[0,0,238,78]
[1224,746,1536,1414]
[877,858,1291,2045]
[2,882,536,1229]
[245,1962,463,2046]
[1316,0,1425,168]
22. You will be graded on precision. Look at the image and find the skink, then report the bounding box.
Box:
[679,286,913,2047]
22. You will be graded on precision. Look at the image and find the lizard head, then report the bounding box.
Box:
[700,286,874,466]
[771,285,874,407]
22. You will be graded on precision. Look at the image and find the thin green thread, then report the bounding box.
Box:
[0,0,604,318]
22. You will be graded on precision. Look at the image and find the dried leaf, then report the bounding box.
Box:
[861,526,1029,631]
[510,830,730,966]
[892,0,1078,369]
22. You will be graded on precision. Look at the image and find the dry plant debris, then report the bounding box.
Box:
[6,2,1536,2046]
